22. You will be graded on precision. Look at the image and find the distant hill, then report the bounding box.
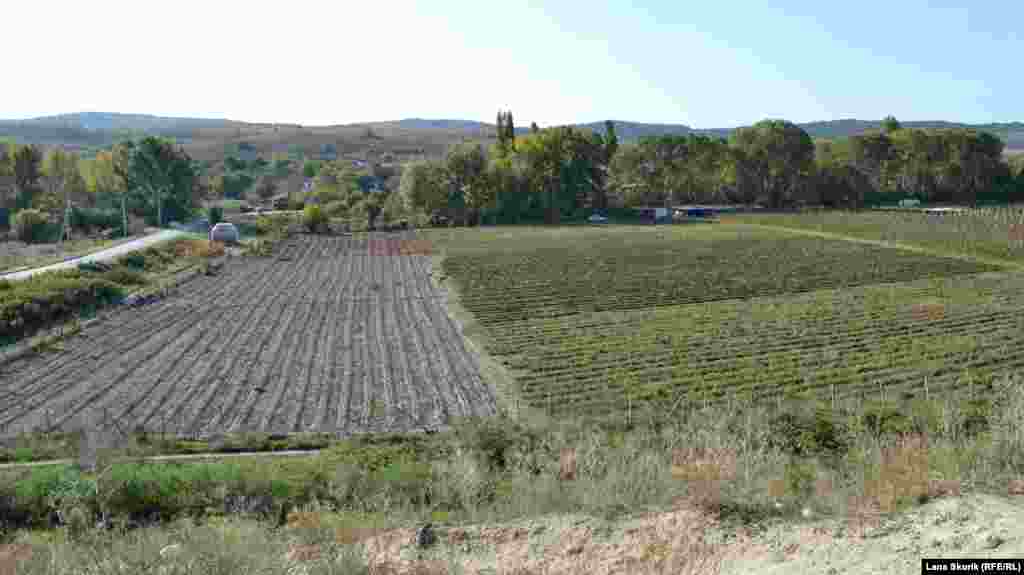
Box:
[2,112,1023,155]
[0,112,242,147]
[10,112,237,132]
[576,119,1024,148]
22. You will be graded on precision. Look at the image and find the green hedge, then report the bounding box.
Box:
[70,207,121,233]
[0,273,125,341]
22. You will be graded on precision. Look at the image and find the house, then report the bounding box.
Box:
[302,178,315,193]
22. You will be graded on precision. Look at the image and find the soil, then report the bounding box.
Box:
[0,232,497,437]
[311,491,1024,574]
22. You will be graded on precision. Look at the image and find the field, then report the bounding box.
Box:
[428,224,1020,418]
[727,208,1024,266]
[0,233,496,437]
[3,218,1021,437]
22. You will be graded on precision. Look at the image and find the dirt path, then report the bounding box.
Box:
[0,229,188,282]
[0,233,497,437]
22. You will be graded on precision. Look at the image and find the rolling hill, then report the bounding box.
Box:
[2,113,1022,158]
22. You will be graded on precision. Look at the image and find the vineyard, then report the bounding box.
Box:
[430,224,1019,418]
[439,225,998,324]
[0,233,497,437]
[728,207,1024,265]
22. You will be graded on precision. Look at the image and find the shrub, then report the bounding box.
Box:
[765,405,850,458]
[323,200,348,218]
[302,204,327,233]
[208,206,224,226]
[288,194,306,211]
[70,207,120,233]
[122,252,147,270]
[0,274,125,340]
[13,209,52,244]
[101,267,148,286]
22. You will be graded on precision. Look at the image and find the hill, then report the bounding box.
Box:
[2,113,1023,161]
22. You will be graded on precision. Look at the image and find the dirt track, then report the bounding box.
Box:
[0,233,497,437]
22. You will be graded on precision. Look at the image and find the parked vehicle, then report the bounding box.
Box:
[209,222,240,244]
[588,213,609,224]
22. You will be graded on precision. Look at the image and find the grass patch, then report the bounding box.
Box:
[0,238,226,345]
[1,373,1022,534]
[0,238,121,273]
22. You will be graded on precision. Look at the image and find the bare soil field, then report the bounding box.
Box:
[0,233,497,437]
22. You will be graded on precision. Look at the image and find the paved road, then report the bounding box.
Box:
[0,229,188,282]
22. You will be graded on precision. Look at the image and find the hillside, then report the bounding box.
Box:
[2,113,1023,160]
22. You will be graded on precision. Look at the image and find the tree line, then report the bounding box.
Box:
[0,136,202,237]
[399,113,1024,224]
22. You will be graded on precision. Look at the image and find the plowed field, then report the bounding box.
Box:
[0,233,497,437]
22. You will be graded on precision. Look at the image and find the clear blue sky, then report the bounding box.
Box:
[4,0,1019,128]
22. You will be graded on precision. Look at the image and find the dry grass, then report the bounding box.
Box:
[171,239,225,258]
[3,372,1024,574]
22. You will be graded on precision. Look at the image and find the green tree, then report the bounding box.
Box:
[12,144,43,210]
[496,110,509,156]
[445,142,490,225]
[0,139,12,177]
[882,116,902,134]
[302,160,322,179]
[399,161,449,214]
[116,137,200,227]
[730,120,815,208]
[505,111,516,142]
[849,131,895,193]
[517,127,571,223]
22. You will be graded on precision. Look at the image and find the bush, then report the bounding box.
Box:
[323,200,348,218]
[208,206,224,226]
[70,207,120,233]
[0,273,125,341]
[122,253,147,270]
[101,267,148,286]
[13,209,52,244]
[302,204,327,233]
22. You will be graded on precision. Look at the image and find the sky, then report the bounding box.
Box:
[3,0,1020,128]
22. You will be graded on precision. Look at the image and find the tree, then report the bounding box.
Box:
[399,161,448,214]
[0,139,14,207]
[116,137,200,227]
[496,110,508,153]
[39,148,86,243]
[12,144,43,210]
[730,120,814,208]
[0,139,12,177]
[517,127,571,223]
[445,142,490,224]
[254,176,278,200]
[849,131,894,193]
[882,116,902,134]
[302,160,322,179]
[505,111,516,142]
